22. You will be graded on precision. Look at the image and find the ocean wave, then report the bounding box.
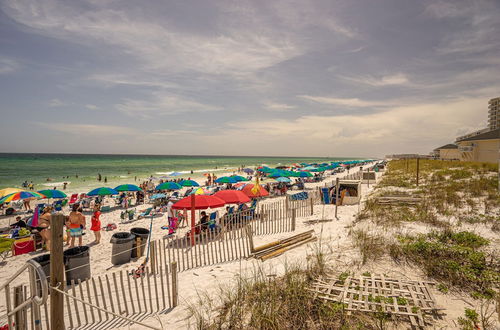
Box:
[42,181,71,187]
[155,167,237,175]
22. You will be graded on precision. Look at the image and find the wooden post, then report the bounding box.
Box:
[171,262,178,307]
[150,241,156,274]
[246,225,254,253]
[50,214,65,330]
[190,195,196,246]
[14,286,26,330]
[416,157,420,186]
[367,168,370,188]
[334,178,340,219]
[291,209,296,231]
[309,197,314,215]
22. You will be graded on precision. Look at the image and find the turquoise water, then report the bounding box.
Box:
[0,153,362,193]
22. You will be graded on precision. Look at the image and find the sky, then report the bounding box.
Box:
[0,0,499,157]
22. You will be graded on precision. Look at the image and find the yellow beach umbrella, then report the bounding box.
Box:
[0,188,22,198]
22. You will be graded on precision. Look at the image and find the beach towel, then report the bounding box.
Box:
[290,191,309,201]
[28,206,39,227]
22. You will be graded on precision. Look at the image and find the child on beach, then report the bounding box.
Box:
[68,204,85,248]
[90,204,101,244]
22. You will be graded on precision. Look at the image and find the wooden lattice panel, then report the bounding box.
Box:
[311,274,442,328]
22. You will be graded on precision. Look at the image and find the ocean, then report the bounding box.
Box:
[0,153,363,193]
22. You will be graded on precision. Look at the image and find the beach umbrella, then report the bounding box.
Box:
[242,184,269,198]
[302,165,317,171]
[155,182,182,190]
[190,187,209,195]
[0,191,46,204]
[172,195,225,210]
[37,189,67,199]
[231,175,248,182]
[87,187,119,196]
[114,184,142,192]
[276,177,291,183]
[0,188,22,198]
[297,171,313,178]
[214,190,251,204]
[179,179,200,187]
[242,168,254,174]
[215,176,237,184]
[150,193,166,200]
[233,182,247,190]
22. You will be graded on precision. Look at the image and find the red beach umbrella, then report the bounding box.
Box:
[242,184,269,198]
[214,190,251,204]
[172,195,226,210]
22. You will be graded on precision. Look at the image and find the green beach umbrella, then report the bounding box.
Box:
[215,176,237,184]
[231,175,249,182]
[87,187,119,196]
[114,184,142,192]
[156,182,182,190]
[179,179,200,187]
[37,189,67,199]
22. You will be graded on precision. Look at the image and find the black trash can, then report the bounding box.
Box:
[31,254,51,296]
[110,232,135,265]
[130,227,150,258]
[64,246,91,285]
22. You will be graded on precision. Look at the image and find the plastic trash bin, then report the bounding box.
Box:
[64,246,91,285]
[110,232,135,265]
[31,254,50,296]
[130,227,150,258]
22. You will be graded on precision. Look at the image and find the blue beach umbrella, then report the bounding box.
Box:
[156,182,182,190]
[179,179,200,187]
[230,175,249,182]
[37,189,67,199]
[276,177,291,183]
[215,176,237,184]
[87,187,119,196]
[297,171,313,178]
[114,184,142,192]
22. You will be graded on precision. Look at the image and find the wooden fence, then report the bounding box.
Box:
[6,263,178,330]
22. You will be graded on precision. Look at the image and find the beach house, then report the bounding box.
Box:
[433,144,460,160]
[456,128,500,163]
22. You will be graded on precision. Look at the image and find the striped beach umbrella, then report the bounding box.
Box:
[114,184,142,192]
[155,182,182,190]
[87,187,119,196]
[0,187,22,198]
[0,191,46,204]
[37,189,67,199]
[179,180,200,187]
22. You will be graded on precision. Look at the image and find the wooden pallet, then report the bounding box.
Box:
[310,274,442,328]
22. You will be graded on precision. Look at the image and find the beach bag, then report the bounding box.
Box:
[13,237,35,256]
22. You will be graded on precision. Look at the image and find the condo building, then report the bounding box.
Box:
[489,97,500,130]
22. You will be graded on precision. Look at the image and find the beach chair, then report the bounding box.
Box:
[61,199,68,207]
[208,212,217,231]
[68,194,78,205]
[138,207,153,219]
[0,237,15,261]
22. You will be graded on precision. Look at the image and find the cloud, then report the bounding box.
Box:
[48,98,67,107]
[298,95,389,108]
[340,73,409,87]
[37,122,140,136]
[85,104,99,110]
[0,57,19,74]
[264,102,296,111]
[115,92,221,118]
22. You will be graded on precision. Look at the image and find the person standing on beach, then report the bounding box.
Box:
[90,204,101,244]
[98,173,102,181]
[38,207,52,250]
[68,204,85,247]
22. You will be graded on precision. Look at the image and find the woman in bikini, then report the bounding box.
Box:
[68,204,86,248]
[38,206,53,250]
